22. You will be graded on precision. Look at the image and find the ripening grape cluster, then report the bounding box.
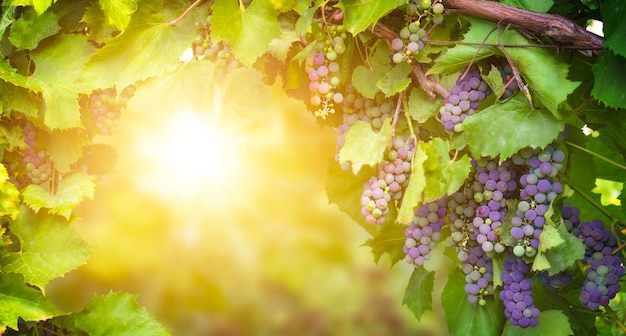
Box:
[439,65,492,132]
[391,0,445,64]
[304,24,348,119]
[87,85,135,135]
[501,255,540,327]
[360,138,414,224]
[193,16,241,71]
[22,123,52,185]
[404,197,447,266]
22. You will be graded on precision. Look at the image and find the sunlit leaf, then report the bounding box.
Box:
[99,0,137,30]
[46,129,91,174]
[502,310,573,336]
[336,0,406,35]
[407,86,443,123]
[211,0,282,67]
[73,291,170,336]
[422,138,472,203]
[22,173,96,219]
[0,207,92,292]
[462,95,564,161]
[403,267,434,320]
[377,62,412,97]
[397,143,427,224]
[339,118,392,174]
[8,9,60,50]
[362,223,406,264]
[532,224,585,275]
[0,273,66,330]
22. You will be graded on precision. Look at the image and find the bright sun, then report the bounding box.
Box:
[133,108,239,200]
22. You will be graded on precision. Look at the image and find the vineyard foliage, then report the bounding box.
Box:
[0,0,624,334]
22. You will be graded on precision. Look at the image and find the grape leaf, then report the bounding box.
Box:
[325,161,377,235]
[83,2,117,41]
[32,0,54,14]
[0,6,16,39]
[0,164,20,220]
[482,64,509,101]
[339,118,392,174]
[80,23,196,90]
[602,0,626,58]
[533,284,597,336]
[29,34,95,130]
[397,142,428,224]
[591,50,626,110]
[500,0,553,13]
[352,40,392,99]
[46,129,91,174]
[99,0,137,30]
[462,95,564,161]
[532,224,585,275]
[403,267,434,320]
[585,133,626,182]
[442,269,505,336]
[362,222,406,264]
[8,9,60,50]
[336,0,406,35]
[22,173,96,220]
[407,86,443,123]
[502,310,573,336]
[0,83,41,119]
[422,138,472,203]
[211,0,282,67]
[0,207,92,292]
[0,273,66,330]
[377,62,412,97]
[73,291,170,336]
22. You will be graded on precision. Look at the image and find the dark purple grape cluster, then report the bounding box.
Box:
[88,86,134,135]
[561,202,581,234]
[500,254,540,327]
[577,219,624,310]
[22,123,52,185]
[439,65,492,132]
[538,271,573,290]
[360,138,414,224]
[404,197,447,266]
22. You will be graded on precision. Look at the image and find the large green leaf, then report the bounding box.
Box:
[99,0,137,30]
[397,143,428,224]
[362,222,406,264]
[30,34,96,130]
[462,95,564,161]
[532,224,585,275]
[407,86,444,123]
[46,129,91,174]
[80,23,196,90]
[22,173,96,220]
[73,291,170,336]
[336,0,406,35]
[211,0,282,67]
[0,207,92,292]
[591,50,626,110]
[533,281,597,335]
[422,138,472,203]
[442,268,505,336]
[501,310,573,336]
[602,0,626,58]
[377,62,412,97]
[403,267,434,320]
[339,118,392,174]
[352,40,392,99]
[8,9,60,50]
[0,273,66,330]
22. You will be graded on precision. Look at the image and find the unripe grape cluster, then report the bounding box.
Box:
[87,85,135,135]
[392,0,445,64]
[22,123,51,185]
[193,16,241,71]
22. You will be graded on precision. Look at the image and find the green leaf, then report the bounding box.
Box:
[336,0,406,35]
[377,62,412,97]
[0,6,17,39]
[586,133,626,182]
[211,0,282,67]
[532,224,585,275]
[501,310,573,336]
[9,9,60,50]
[0,207,92,292]
[0,83,41,119]
[32,0,54,14]
[397,143,428,224]
[422,138,472,203]
[403,267,434,320]
[325,161,377,235]
[362,223,406,264]
[22,173,96,220]
[99,0,137,30]
[462,95,564,161]
[0,164,21,220]
[442,268,505,336]
[591,50,626,109]
[80,23,196,90]
[30,34,96,130]
[533,284,597,335]
[352,40,392,99]
[407,86,443,123]
[482,64,508,101]
[73,291,170,336]
[500,0,553,13]
[46,129,90,174]
[602,0,626,58]
[339,118,392,174]
[0,273,66,330]
[83,2,117,41]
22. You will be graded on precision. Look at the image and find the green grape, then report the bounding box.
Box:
[513,245,525,257]
[408,21,420,34]
[433,14,444,24]
[326,50,338,61]
[334,42,346,55]
[400,27,411,39]
[419,0,431,10]
[392,52,404,64]
[432,2,444,14]
[406,3,417,15]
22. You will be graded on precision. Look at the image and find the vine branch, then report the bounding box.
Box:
[441,0,603,55]
[565,141,626,172]
[166,0,204,27]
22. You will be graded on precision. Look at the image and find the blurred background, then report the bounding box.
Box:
[44,78,445,335]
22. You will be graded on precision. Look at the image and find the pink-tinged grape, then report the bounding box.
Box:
[310,95,321,106]
[333,93,344,104]
[317,65,329,77]
[318,82,330,94]
[407,41,420,53]
[309,81,320,92]
[313,53,325,65]
[391,38,404,51]
[328,62,340,73]
[432,2,444,14]
[308,70,319,81]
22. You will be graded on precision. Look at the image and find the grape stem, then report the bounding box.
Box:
[497,23,533,108]
[165,0,204,27]
[565,141,626,172]
[402,96,419,151]
[422,39,603,51]
[390,91,404,146]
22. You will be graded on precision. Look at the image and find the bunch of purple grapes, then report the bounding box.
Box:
[461,244,494,305]
[538,271,573,290]
[22,123,52,185]
[509,145,565,258]
[500,254,540,327]
[88,86,134,135]
[404,197,447,266]
[448,189,478,262]
[360,138,414,224]
[438,65,492,132]
[577,219,624,310]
